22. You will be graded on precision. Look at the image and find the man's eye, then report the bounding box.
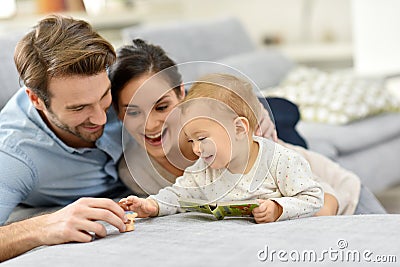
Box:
[72,106,84,111]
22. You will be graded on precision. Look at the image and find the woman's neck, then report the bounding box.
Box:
[152,156,184,179]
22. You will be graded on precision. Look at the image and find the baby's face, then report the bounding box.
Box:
[183,116,234,169]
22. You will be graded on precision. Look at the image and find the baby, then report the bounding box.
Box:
[119,73,324,223]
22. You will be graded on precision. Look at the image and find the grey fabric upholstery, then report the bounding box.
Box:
[122,17,263,87]
[3,212,399,266]
[122,17,256,64]
[0,35,21,109]
[336,137,400,192]
[298,113,400,155]
[299,113,400,191]
[216,49,295,89]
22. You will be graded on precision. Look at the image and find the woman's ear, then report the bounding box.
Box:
[234,117,250,140]
[26,88,46,111]
[179,83,186,99]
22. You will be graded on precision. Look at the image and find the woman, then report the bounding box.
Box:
[109,39,386,215]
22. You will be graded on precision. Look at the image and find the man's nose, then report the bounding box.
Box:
[90,104,107,125]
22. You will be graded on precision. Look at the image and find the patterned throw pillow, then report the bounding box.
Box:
[263,67,400,124]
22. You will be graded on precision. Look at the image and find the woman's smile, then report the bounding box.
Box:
[144,128,167,146]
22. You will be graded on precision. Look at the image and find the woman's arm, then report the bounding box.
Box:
[255,102,278,141]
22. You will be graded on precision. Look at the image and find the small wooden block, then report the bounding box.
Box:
[123,211,138,232]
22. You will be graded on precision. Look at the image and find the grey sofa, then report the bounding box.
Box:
[2,213,399,266]
[0,35,21,110]
[122,17,400,193]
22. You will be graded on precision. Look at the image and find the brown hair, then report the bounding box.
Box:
[14,14,116,108]
[109,39,182,113]
[182,73,260,132]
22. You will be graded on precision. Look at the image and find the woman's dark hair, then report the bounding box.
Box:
[108,39,182,112]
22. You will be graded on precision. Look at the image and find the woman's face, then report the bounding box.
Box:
[117,74,184,159]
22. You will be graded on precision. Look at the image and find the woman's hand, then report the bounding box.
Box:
[252,199,282,223]
[119,195,159,218]
[255,103,278,142]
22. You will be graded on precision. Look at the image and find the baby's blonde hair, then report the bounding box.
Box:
[182,73,260,132]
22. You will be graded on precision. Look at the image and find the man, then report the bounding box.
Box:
[0,15,129,261]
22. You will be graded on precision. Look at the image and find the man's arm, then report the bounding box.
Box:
[0,198,127,262]
[0,214,48,262]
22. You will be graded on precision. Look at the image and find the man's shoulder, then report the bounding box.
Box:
[0,90,46,146]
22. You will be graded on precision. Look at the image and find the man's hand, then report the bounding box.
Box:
[119,195,159,218]
[252,199,282,223]
[0,197,127,262]
[255,102,278,141]
[40,198,127,245]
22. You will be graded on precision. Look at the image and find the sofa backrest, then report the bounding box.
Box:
[121,17,294,90]
[122,17,256,64]
[0,35,21,110]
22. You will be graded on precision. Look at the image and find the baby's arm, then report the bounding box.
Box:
[119,196,159,218]
[270,149,324,221]
[121,163,208,217]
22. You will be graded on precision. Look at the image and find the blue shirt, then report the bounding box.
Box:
[0,88,125,225]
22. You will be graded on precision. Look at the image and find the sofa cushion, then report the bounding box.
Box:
[0,35,21,109]
[337,136,400,192]
[190,49,294,91]
[122,17,256,64]
[297,112,400,155]
[5,213,400,266]
[217,49,294,90]
[265,67,400,124]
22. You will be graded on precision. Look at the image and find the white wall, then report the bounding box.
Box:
[352,0,400,77]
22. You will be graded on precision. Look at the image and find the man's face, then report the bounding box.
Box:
[39,71,112,147]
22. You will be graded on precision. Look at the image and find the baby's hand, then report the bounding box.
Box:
[118,196,134,211]
[118,196,159,218]
[252,199,283,223]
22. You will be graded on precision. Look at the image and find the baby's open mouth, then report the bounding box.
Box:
[202,155,214,162]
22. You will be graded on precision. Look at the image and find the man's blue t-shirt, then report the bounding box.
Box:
[0,88,125,225]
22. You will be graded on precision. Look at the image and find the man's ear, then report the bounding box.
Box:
[25,88,46,111]
[234,117,250,140]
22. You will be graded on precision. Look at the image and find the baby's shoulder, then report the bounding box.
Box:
[257,137,304,162]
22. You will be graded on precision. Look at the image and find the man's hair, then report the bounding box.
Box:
[182,73,260,132]
[14,15,116,108]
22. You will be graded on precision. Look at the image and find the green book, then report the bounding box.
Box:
[178,198,259,220]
